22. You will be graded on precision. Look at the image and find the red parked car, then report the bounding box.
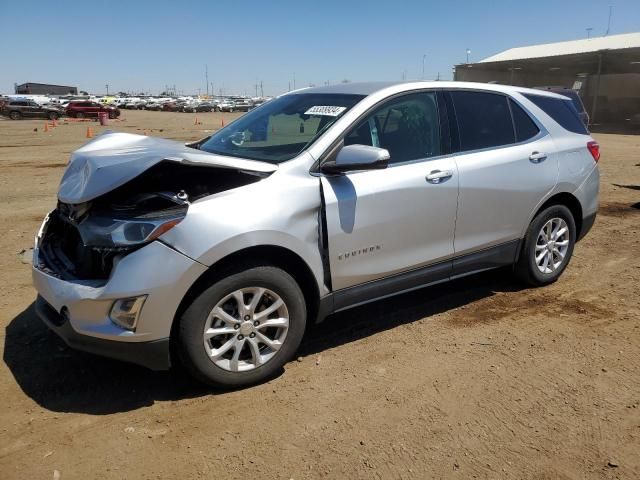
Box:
[65,101,120,119]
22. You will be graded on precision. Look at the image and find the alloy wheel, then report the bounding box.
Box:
[203,287,289,372]
[535,217,570,274]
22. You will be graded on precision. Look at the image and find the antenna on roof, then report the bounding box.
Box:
[605,6,613,36]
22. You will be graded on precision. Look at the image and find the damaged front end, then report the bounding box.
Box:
[36,133,276,282]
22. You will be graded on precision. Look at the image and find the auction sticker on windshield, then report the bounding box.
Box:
[304,106,347,116]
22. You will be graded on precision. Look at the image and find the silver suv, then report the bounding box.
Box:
[33,82,600,387]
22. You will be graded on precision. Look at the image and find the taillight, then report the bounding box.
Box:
[587,141,600,163]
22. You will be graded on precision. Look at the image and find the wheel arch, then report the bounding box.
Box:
[170,245,321,349]
[534,192,583,240]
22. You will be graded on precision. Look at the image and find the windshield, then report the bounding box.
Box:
[200,93,364,163]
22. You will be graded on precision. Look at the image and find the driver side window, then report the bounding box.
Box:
[345,92,441,164]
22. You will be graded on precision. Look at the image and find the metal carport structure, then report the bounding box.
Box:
[454,32,640,132]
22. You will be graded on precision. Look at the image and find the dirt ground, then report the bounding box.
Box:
[0,110,638,480]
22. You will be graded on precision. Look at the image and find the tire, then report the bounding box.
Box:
[178,266,307,388]
[229,108,234,113]
[9,111,21,120]
[75,112,84,119]
[515,204,576,286]
[48,112,59,121]
[108,111,116,119]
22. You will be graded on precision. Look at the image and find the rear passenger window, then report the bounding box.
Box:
[509,99,539,142]
[523,94,588,135]
[345,92,441,164]
[451,91,515,151]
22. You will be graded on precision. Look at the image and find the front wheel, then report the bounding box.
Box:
[9,111,21,120]
[515,205,576,286]
[48,112,59,120]
[178,266,306,388]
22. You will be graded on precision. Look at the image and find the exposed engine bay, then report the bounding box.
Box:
[38,161,266,281]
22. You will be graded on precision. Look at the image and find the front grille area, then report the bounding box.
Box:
[38,210,134,282]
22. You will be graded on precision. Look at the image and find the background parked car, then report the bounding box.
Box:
[1,100,64,120]
[217,99,237,112]
[65,101,120,119]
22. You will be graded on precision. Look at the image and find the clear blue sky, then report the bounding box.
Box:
[1,0,638,96]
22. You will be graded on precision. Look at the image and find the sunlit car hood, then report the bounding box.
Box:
[58,132,278,204]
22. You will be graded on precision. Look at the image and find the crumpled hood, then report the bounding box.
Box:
[58,132,277,204]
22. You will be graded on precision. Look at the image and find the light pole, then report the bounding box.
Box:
[105,84,109,95]
[205,65,209,96]
[466,49,471,64]
[422,54,426,80]
[586,27,593,39]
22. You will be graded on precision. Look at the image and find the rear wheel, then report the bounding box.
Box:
[516,205,576,286]
[108,111,116,119]
[75,112,84,119]
[178,266,306,388]
[48,112,59,120]
[9,111,21,120]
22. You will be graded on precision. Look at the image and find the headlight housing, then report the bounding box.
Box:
[77,213,184,247]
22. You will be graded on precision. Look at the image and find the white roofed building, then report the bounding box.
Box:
[454,32,640,131]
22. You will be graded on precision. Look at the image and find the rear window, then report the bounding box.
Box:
[509,99,540,142]
[523,94,588,135]
[451,91,515,151]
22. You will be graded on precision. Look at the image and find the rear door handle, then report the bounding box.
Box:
[426,169,453,184]
[529,151,547,163]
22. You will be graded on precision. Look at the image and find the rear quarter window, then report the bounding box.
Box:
[523,94,588,135]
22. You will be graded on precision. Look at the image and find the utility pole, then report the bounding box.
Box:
[466,48,471,64]
[105,84,109,95]
[260,80,263,97]
[293,72,296,90]
[255,78,258,97]
[605,6,613,35]
[205,65,209,96]
[422,54,426,80]
[586,27,593,39]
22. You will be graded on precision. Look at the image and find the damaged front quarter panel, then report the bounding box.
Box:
[39,132,277,282]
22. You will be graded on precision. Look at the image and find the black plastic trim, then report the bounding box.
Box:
[316,240,520,322]
[35,296,171,371]
[332,260,452,313]
[452,240,519,277]
[577,212,597,241]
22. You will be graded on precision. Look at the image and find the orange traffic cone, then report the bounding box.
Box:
[44,122,49,132]
[221,118,225,127]
[194,116,199,125]
[86,127,93,138]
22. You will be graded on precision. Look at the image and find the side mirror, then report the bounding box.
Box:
[321,144,390,174]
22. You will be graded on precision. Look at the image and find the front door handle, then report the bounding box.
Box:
[426,170,453,184]
[529,151,547,163]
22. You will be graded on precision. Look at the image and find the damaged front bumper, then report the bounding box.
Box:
[32,218,207,370]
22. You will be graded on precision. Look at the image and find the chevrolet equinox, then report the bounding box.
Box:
[33,82,600,387]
